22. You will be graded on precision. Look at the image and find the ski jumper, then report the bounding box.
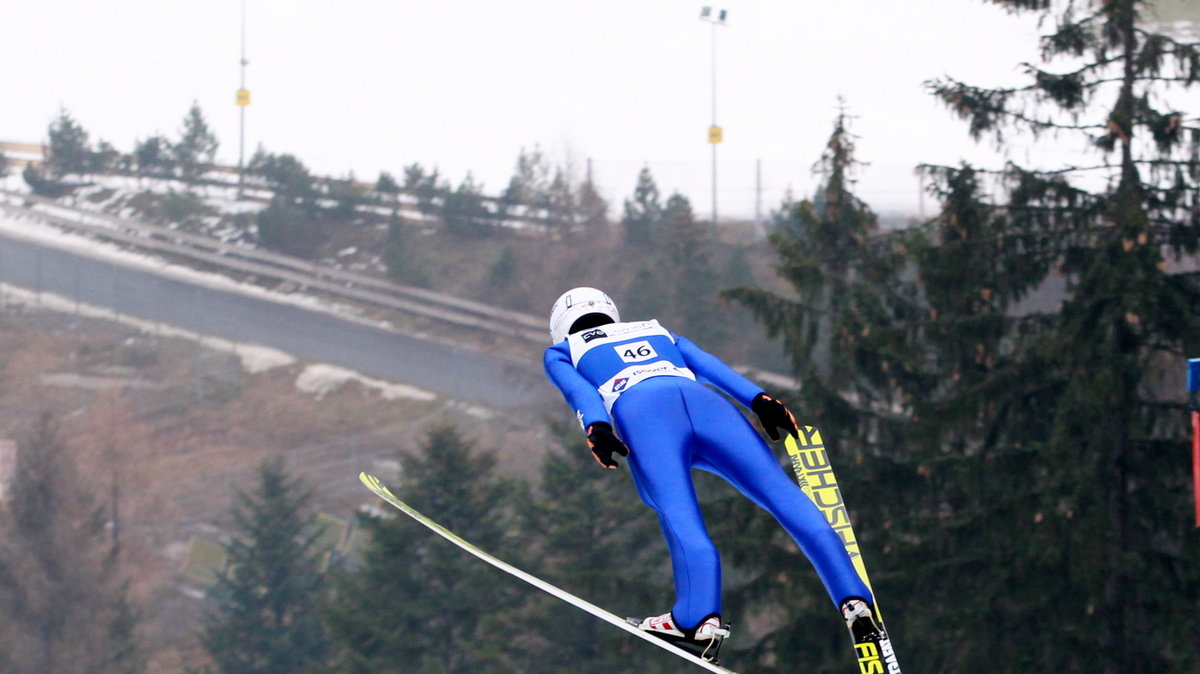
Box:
[544,319,873,629]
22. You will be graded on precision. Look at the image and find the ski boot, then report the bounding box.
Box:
[841,598,901,673]
[627,612,731,662]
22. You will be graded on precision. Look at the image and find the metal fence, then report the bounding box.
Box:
[0,189,547,342]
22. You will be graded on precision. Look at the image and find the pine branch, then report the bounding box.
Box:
[1131,75,1200,83]
[1048,74,1198,86]
[923,158,1198,180]
[1020,56,1122,83]
[1132,27,1200,54]
[929,77,1111,137]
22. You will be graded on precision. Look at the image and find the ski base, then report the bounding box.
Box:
[358,472,737,673]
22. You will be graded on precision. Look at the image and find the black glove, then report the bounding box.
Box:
[751,393,798,441]
[586,422,629,469]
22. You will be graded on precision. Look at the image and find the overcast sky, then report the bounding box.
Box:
[0,1,1143,219]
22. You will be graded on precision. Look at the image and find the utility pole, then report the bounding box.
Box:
[700,7,727,227]
[236,0,250,200]
[755,158,762,225]
[918,168,926,220]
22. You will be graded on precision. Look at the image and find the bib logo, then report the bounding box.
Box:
[581,329,607,343]
[612,378,630,393]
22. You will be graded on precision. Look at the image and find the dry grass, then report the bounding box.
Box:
[0,307,556,672]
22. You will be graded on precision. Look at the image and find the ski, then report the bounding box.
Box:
[357,472,737,674]
[785,428,902,674]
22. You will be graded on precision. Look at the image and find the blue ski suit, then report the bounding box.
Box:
[544,319,873,629]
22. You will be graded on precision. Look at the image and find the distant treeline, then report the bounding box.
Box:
[7,104,613,237]
[3,103,784,366]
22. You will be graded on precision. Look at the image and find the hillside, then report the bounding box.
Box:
[0,287,557,671]
[4,168,790,367]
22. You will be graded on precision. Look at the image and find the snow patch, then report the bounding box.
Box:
[235,345,297,374]
[178,586,207,600]
[294,364,436,401]
[162,541,189,562]
[446,399,497,420]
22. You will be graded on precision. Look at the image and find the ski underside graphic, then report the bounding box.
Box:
[357,472,737,673]
[786,428,902,674]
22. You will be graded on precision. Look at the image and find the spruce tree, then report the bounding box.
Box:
[375,171,401,216]
[0,413,145,674]
[913,2,1200,670]
[134,135,173,179]
[544,167,577,235]
[621,167,663,245]
[443,172,492,236]
[725,107,911,434]
[250,151,325,257]
[660,192,724,342]
[248,150,316,204]
[325,425,522,673]
[200,458,329,673]
[327,175,366,223]
[403,163,446,218]
[485,246,519,295]
[174,102,219,185]
[375,171,399,197]
[576,175,610,230]
[89,140,123,175]
[46,108,90,180]
[502,146,553,216]
[717,108,915,673]
[856,164,1046,673]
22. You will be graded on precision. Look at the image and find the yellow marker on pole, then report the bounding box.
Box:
[708,125,723,144]
[236,88,251,107]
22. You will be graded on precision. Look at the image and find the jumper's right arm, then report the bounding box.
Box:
[543,344,610,432]
[676,334,798,441]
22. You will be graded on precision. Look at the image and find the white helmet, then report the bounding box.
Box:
[549,287,620,343]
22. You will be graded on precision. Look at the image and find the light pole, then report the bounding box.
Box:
[235,0,250,200]
[700,6,727,226]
